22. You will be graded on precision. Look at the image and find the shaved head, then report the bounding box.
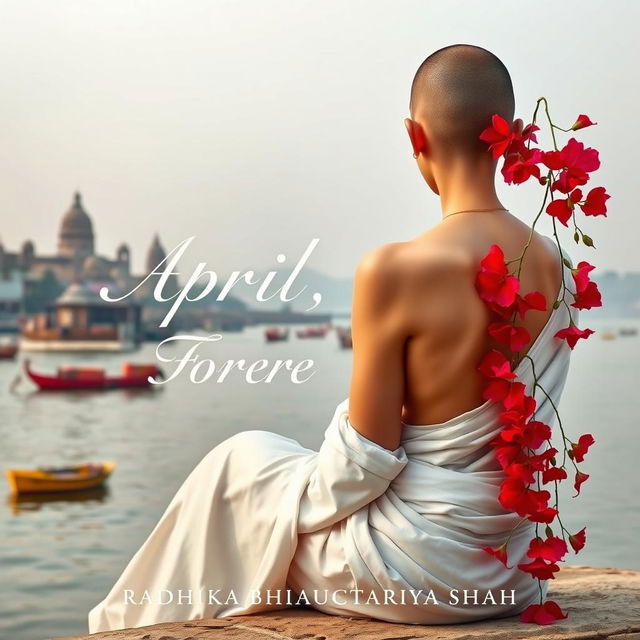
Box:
[409,44,515,156]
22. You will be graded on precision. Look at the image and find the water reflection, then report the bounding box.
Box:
[6,486,111,515]
[18,385,162,403]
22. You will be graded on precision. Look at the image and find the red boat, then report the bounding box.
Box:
[296,325,329,339]
[24,359,164,391]
[265,327,289,342]
[0,337,19,360]
[0,344,18,359]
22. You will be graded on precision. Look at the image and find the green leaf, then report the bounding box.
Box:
[545,525,554,538]
[582,234,594,247]
[553,300,561,309]
[573,230,580,243]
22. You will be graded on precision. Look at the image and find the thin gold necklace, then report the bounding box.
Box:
[443,206,509,220]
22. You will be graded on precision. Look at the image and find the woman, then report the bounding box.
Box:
[88,43,577,632]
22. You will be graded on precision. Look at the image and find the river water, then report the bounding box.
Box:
[1,320,638,639]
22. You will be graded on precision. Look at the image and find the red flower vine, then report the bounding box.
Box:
[476,100,608,625]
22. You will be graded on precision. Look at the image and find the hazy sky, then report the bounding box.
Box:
[0,0,636,278]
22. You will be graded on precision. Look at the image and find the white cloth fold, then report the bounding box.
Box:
[88,249,578,632]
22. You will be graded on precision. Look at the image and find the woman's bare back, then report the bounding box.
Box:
[398,211,564,426]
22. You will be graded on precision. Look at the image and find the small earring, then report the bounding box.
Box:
[413,152,418,159]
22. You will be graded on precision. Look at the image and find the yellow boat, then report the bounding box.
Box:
[5,461,116,495]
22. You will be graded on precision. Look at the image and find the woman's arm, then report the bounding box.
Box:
[347,244,410,451]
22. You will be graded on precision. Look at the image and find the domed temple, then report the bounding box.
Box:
[0,190,255,342]
[0,191,172,308]
[58,191,95,259]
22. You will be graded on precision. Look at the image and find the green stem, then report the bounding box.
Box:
[506,179,551,271]
[522,353,572,465]
[540,97,559,151]
[551,217,575,324]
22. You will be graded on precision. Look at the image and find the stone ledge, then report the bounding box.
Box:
[55,565,640,640]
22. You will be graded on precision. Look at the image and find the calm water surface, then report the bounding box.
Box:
[1,320,638,639]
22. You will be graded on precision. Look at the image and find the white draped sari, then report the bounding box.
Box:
[88,254,577,632]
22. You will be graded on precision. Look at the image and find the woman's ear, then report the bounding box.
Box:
[404,118,427,157]
[512,117,524,136]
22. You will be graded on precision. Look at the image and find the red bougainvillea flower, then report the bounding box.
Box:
[569,527,587,553]
[499,478,550,517]
[571,114,596,130]
[488,321,532,352]
[482,378,513,404]
[501,381,533,413]
[542,466,568,484]
[479,114,515,159]
[527,447,558,474]
[492,442,523,471]
[568,434,595,462]
[486,302,515,321]
[552,170,583,195]
[517,557,561,580]
[560,138,600,172]
[482,542,512,568]
[545,138,600,194]
[572,281,602,310]
[502,147,542,185]
[520,600,568,625]
[514,291,547,320]
[580,186,610,216]
[520,420,553,449]
[572,260,596,290]
[573,471,590,496]
[499,397,537,425]
[521,122,540,140]
[516,122,540,147]
[554,325,595,350]
[540,150,564,170]
[508,117,539,144]
[545,198,573,226]
[477,349,516,380]
[489,433,531,467]
[498,422,530,444]
[480,115,544,185]
[479,115,539,159]
[527,507,559,523]
[545,186,585,226]
[570,261,602,310]
[526,535,568,563]
[500,420,551,450]
[475,245,520,307]
[496,410,523,425]
[504,461,537,484]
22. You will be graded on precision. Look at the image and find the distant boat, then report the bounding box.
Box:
[265,327,289,342]
[0,336,19,360]
[618,327,638,337]
[601,331,616,340]
[5,461,115,495]
[336,326,352,349]
[24,359,164,391]
[296,325,329,339]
